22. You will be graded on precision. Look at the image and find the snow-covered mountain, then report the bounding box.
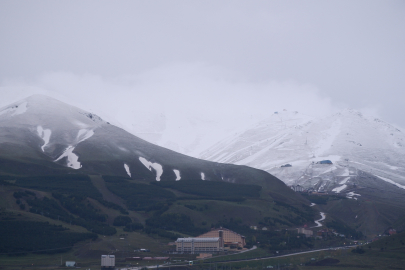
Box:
[0,95,300,203]
[199,109,405,194]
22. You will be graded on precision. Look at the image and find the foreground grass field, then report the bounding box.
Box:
[2,245,404,270]
[190,245,405,270]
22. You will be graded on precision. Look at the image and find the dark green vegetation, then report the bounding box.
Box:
[2,175,118,236]
[123,222,144,232]
[317,171,405,239]
[145,213,206,237]
[153,180,262,200]
[0,172,317,261]
[367,230,405,251]
[101,175,316,241]
[301,193,346,205]
[325,220,363,240]
[103,176,176,211]
[0,220,96,255]
[113,215,132,226]
[0,169,400,268]
[14,175,102,199]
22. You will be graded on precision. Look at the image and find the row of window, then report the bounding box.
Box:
[177,247,219,251]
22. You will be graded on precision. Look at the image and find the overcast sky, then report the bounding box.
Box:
[1,1,404,131]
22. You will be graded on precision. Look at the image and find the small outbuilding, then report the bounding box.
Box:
[101,255,115,269]
[317,160,333,164]
[65,261,76,267]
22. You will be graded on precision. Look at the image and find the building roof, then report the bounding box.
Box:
[206,227,245,238]
[176,237,220,242]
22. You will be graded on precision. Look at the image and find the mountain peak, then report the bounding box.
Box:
[336,108,364,117]
[0,94,106,129]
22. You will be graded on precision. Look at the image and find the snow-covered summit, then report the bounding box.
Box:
[199,109,405,191]
[0,94,106,127]
[0,94,107,169]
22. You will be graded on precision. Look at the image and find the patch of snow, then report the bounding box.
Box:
[339,177,350,185]
[376,175,405,190]
[54,146,82,169]
[76,129,94,143]
[50,129,93,169]
[173,169,181,181]
[124,164,131,177]
[139,157,163,181]
[201,172,205,180]
[0,102,28,117]
[37,126,52,152]
[346,191,361,200]
[355,215,358,219]
[332,185,347,193]
[12,102,28,115]
[310,203,316,207]
[312,212,326,228]
[118,147,129,152]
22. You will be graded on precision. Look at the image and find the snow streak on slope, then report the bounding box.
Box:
[54,146,81,169]
[76,129,94,143]
[339,177,350,185]
[53,129,95,169]
[346,192,361,200]
[124,164,131,177]
[332,185,347,193]
[37,126,52,152]
[173,169,181,181]
[139,157,163,181]
[376,175,405,190]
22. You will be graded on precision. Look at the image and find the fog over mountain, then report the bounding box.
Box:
[1,1,404,156]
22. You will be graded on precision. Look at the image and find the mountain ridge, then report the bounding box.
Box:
[0,94,304,206]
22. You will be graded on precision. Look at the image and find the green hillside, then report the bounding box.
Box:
[0,173,316,266]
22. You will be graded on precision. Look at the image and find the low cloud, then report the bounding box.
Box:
[0,63,338,126]
[2,63,394,155]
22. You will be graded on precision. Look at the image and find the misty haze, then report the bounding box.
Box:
[0,1,404,269]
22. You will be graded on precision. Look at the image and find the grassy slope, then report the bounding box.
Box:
[318,188,405,237]
[0,172,316,269]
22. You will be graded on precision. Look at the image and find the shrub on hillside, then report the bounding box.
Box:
[113,215,132,226]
